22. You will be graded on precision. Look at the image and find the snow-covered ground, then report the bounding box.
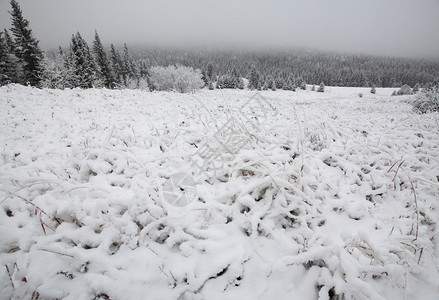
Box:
[0,84,438,300]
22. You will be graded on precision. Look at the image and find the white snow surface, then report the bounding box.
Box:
[0,84,438,300]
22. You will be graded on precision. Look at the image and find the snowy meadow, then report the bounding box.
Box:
[1,85,438,299]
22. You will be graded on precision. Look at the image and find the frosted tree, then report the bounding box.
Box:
[70,32,98,88]
[93,31,114,88]
[109,44,123,86]
[39,46,78,89]
[207,62,214,82]
[62,50,79,88]
[0,31,18,85]
[121,43,137,87]
[9,0,44,86]
[201,68,208,86]
[413,83,420,93]
[149,65,203,93]
[271,79,276,91]
[248,68,260,90]
[396,84,412,95]
[3,29,15,53]
[40,49,65,89]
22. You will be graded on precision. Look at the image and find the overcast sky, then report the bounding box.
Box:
[1,0,438,58]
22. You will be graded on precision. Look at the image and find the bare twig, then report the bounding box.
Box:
[401,168,419,241]
[392,160,405,182]
[1,190,51,219]
[5,265,15,288]
[417,248,424,265]
[39,248,74,258]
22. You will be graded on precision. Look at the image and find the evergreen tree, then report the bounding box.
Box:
[93,31,114,88]
[248,68,259,90]
[237,78,244,89]
[62,50,79,88]
[3,29,15,53]
[70,32,97,88]
[0,31,18,84]
[207,62,214,81]
[121,43,137,87]
[201,68,208,86]
[109,44,123,86]
[9,0,44,86]
[271,79,276,91]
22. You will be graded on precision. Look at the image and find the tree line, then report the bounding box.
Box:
[136,48,439,90]
[1,0,439,92]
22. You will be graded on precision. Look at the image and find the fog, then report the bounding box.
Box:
[1,0,439,58]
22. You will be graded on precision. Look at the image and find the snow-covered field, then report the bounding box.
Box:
[1,84,438,300]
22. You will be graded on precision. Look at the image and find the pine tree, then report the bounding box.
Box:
[121,43,137,87]
[61,50,79,88]
[70,32,97,88]
[249,68,259,90]
[9,0,44,86]
[0,31,18,85]
[109,44,122,86]
[93,31,114,88]
[207,62,214,82]
[201,68,208,86]
[271,79,276,91]
[3,29,15,53]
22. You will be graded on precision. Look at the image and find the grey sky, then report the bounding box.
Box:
[1,0,438,58]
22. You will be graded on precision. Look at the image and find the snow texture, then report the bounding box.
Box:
[0,84,438,299]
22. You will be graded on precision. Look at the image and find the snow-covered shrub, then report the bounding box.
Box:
[411,85,439,113]
[149,65,203,93]
[317,82,325,92]
[396,84,412,95]
[412,83,420,93]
